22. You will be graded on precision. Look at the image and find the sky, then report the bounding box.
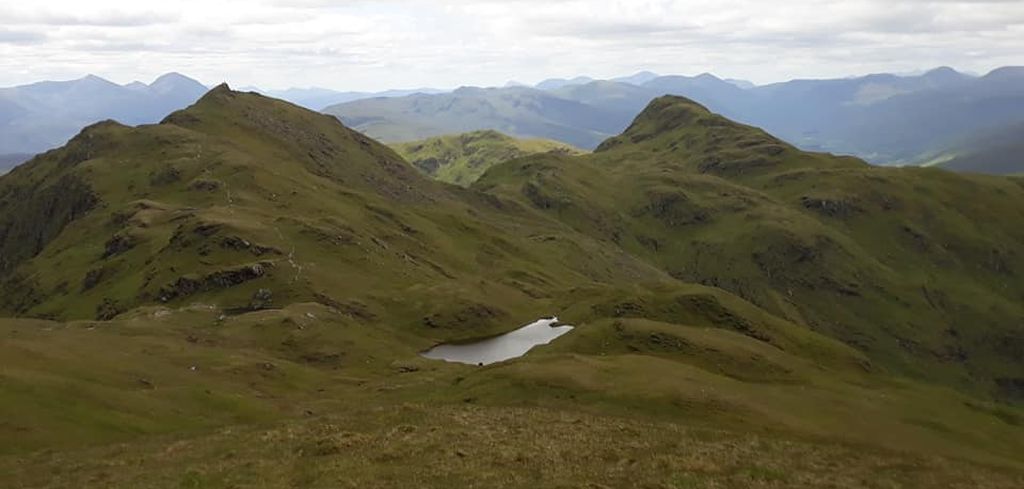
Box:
[0,0,1022,90]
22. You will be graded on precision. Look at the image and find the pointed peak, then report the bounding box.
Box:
[60,119,129,155]
[77,74,119,88]
[462,129,511,141]
[151,72,200,85]
[145,73,207,100]
[921,66,970,84]
[925,66,958,76]
[612,71,661,85]
[161,82,347,135]
[636,94,713,120]
[624,94,711,122]
[159,83,244,126]
[200,82,246,103]
[209,82,232,93]
[80,119,130,135]
[594,95,726,152]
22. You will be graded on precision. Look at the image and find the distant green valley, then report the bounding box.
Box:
[392,130,584,186]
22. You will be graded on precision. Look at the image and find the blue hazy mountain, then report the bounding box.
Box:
[245,86,449,111]
[326,85,629,149]
[535,76,596,90]
[0,73,207,155]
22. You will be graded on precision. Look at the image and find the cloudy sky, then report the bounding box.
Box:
[0,0,1022,90]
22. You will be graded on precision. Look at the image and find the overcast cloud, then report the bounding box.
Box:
[0,0,1021,90]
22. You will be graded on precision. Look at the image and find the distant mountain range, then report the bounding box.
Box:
[0,73,207,157]
[319,72,768,149]
[324,66,1024,165]
[5,67,1024,170]
[327,85,628,149]
[241,86,448,111]
[248,70,731,111]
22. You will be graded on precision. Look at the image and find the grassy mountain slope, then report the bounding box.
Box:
[2,89,1024,486]
[0,84,659,327]
[392,130,584,186]
[476,96,1024,399]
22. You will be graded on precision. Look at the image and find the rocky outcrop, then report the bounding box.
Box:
[157,262,273,303]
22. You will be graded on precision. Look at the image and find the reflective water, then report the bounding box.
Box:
[421,317,573,366]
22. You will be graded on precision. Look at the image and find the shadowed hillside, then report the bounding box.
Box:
[927,122,1024,175]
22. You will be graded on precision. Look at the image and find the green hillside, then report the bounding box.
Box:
[392,130,584,186]
[477,96,1024,398]
[2,88,1023,487]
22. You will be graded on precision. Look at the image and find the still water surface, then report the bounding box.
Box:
[421,317,573,365]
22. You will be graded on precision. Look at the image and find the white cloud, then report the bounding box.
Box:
[0,0,1021,89]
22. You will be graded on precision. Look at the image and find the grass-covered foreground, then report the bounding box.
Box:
[2,303,1022,487]
[6,403,1023,489]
